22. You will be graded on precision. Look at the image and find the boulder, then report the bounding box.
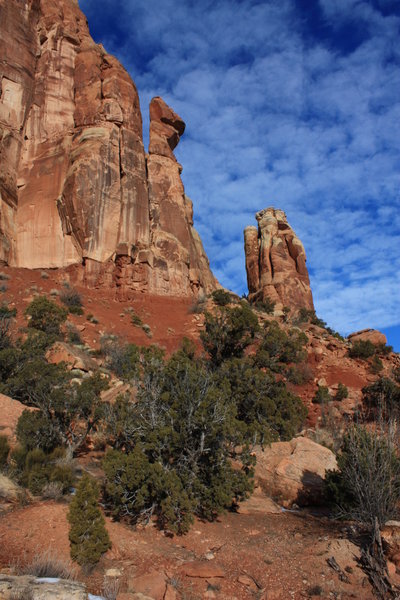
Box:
[180,561,225,578]
[45,342,96,372]
[0,575,86,599]
[348,329,387,346]
[0,393,29,442]
[244,208,314,312]
[381,521,400,566]
[254,436,337,507]
[128,571,166,600]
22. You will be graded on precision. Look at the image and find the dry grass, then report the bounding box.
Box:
[102,576,121,600]
[12,549,77,580]
[41,481,63,500]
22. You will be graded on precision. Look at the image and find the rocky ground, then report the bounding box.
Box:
[0,265,399,599]
[0,498,388,599]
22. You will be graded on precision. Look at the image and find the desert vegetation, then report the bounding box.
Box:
[0,296,309,547]
[0,289,399,597]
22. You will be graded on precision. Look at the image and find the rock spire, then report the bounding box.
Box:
[244,207,314,311]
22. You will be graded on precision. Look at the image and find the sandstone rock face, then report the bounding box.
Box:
[244,208,314,311]
[0,393,29,442]
[254,436,337,507]
[348,328,387,346]
[0,0,216,298]
[0,574,87,600]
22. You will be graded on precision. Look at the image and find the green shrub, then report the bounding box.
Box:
[5,359,70,408]
[295,308,328,329]
[201,304,259,367]
[348,339,376,359]
[0,303,16,351]
[101,339,140,381]
[103,352,253,532]
[370,355,383,374]
[15,447,74,496]
[312,385,331,404]
[393,367,400,384]
[211,289,232,306]
[66,323,83,345]
[103,446,195,534]
[131,314,143,327]
[285,362,314,385]
[60,287,83,314]
[375,343,393,356]
[14,371,108,455]
[325,425,400,527]
[293,308,343,339]
[0,435,10,469]
[362,377,400,419]
[295,308,316,324]
[17,410,61,452]
[254,321,307,372]
[68,474,111,567]
[335,383,349,401]
[0,303,16,319]
[217,358,307,445]
[253,297,275,314]
[25,296,67,336]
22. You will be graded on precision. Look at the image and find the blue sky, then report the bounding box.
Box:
[79,0,400,350]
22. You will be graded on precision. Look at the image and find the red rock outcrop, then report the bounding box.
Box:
[348,328,387,346]
[254,436,337,507]
[244,207,314,311]
[0,0,216,298]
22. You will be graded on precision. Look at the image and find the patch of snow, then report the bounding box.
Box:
[35,577,61,583]
[88,595,105,600]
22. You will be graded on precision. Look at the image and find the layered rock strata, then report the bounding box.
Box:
[244,207,314,311]
[0,0,216,297]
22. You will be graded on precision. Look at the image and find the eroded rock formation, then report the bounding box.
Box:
[254,437,337,508]
[0,0,216,297]
[348,328,387,346]
[244,207,314,311]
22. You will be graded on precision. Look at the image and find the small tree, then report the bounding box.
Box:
[68,474,111,567]
[254,321,307,372]
[348,339,376,359]
[312,385,331,404]
[335,383,349,401]
[363,377,400,420]
[25,296,67,336]
[201,304,259,367]
[211,289,232,306]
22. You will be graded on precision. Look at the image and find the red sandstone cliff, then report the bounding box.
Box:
[244,207,314,311]
[0,0,216,297]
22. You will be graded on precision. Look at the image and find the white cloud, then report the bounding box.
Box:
[79,0,400,339]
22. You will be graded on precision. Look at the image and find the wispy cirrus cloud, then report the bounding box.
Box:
[80,0,400,345]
